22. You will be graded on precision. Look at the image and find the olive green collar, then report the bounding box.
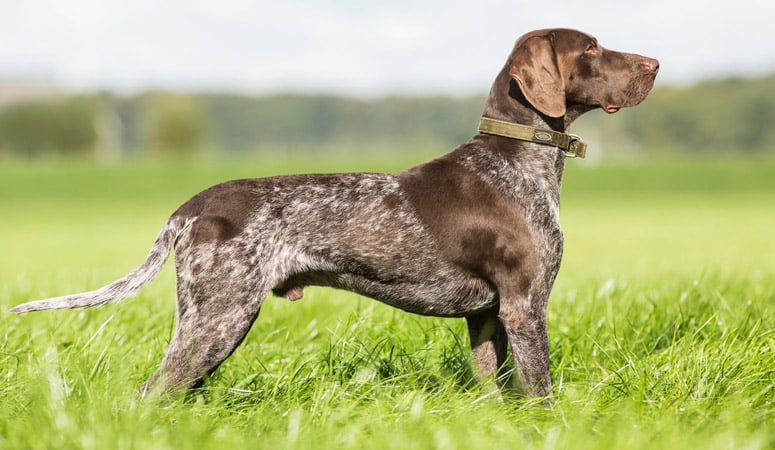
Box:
[478,117,587,158]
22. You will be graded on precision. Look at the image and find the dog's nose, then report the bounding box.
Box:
[640,57,660,74]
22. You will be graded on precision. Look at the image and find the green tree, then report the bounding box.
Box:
[142,93,209,156]
[0,96,97,155]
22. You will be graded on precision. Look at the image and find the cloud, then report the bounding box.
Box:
[1,0,773,95]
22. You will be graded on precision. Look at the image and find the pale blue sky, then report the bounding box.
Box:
[2,0,774,96]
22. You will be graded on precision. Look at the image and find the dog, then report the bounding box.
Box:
[11,28,658,400]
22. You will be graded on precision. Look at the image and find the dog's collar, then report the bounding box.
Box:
[478,117,587,159]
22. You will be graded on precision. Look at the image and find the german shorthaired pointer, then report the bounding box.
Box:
[11,28,658,400]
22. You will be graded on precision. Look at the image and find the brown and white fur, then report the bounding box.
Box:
[11,29,658,400]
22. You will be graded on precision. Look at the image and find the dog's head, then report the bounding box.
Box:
[508,28,659,118]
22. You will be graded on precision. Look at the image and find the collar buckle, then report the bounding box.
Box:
[564,134,587,159]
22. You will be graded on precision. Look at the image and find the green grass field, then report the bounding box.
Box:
[1,153,773,449]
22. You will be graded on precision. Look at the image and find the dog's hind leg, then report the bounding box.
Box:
[140,245,270,395]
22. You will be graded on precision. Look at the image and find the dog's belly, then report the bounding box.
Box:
[344,270,499,317]
[275,268,498,318]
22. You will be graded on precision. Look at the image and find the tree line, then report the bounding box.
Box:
[0,74,773,157]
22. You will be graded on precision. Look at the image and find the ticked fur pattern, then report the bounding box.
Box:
[11,29,658,400]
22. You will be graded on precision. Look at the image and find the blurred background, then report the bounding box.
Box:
[1,0,774,159]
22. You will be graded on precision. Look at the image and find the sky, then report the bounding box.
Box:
[1,0,774,97]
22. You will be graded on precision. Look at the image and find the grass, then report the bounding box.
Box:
[1,152,773,449]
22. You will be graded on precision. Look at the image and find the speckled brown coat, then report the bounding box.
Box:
[12,29,658,401]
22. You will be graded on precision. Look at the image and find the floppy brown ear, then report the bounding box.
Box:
[509,36,566,118]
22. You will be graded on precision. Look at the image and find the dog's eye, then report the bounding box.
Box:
[584,40,600,54]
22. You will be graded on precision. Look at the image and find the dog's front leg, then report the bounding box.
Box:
[497,292,552,402]
[465,306,508,383]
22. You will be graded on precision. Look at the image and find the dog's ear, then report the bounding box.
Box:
[509,35,566,118]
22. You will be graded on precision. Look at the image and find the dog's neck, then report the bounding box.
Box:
[482,69,591,132]
[476,71,567,185]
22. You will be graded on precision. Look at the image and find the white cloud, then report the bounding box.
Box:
[0,0,773,95]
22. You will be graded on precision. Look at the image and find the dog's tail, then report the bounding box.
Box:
[10,216,194,314]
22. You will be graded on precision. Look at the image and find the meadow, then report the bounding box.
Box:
[1,152,773,449]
